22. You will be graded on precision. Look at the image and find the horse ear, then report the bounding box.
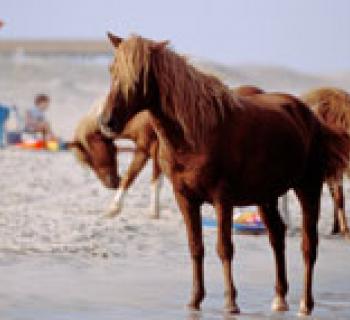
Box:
[107,32,123,48]
[150,40,169,52]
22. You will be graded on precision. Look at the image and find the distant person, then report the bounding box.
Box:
[25,94,55,140]
[0,20,4,29]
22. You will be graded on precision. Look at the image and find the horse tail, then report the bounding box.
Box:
[317,122,350,180]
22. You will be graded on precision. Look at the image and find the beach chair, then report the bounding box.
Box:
[0,104,10,148]
[4,105,24,146]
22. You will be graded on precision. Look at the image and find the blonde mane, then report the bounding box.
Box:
[302,87,350,132]
[112,35,239,148]
[72,98,104,164]
[111,36,151,100]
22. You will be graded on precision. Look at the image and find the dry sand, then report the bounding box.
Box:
[0,56,350,319]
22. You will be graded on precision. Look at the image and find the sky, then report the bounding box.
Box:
[1,0,350,73]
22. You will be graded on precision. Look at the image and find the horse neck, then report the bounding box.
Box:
[146,108,190,155]
[150,55,239,151]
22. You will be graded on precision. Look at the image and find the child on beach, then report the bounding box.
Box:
[25,94,55,140]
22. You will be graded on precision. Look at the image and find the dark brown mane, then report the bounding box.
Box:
[113,35,240,148]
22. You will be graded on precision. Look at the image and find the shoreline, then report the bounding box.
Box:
[0,39,112,55]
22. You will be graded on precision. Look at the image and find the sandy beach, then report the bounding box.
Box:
[1,55,350,319]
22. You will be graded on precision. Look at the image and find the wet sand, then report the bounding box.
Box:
[0,234,349,320]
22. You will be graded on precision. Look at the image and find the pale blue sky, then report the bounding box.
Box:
[1,0,350,73]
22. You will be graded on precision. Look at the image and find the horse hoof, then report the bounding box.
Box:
[271,296,289,312]
[225,303,240,314]
[187,290,205,311]
[104,206,121,218]
[187,302,200,311]
[298,300,313,317]
[331,229,340,236]
[342,231,350,240]
[104,212,116,219]
[149,213,160,219]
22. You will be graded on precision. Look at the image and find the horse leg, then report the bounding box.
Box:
[337,183,350,237]
[328,179,349,237]
[334,180,349,237]
[215,200,239,313]
[106,150,149,217]
[174,191,205,310]
[295,182,322,316]
[259,200,288,312]
[149,142,162,219]
[328,180,341,234]
[149,175,162,219]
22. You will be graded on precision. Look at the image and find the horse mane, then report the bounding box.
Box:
[302,87,350,132]
[111,36,151,100]
[72,98,104,165]
[114,35,240,148]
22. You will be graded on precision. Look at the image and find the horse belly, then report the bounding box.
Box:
[221,123,308,205]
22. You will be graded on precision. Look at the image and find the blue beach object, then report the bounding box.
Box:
[202,217,218,228]
[202,209,266,234]
[0,104,10,148]
[233,221,266,233]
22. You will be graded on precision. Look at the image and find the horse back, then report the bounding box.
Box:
[208,93,320,203]
[240,93,319,141]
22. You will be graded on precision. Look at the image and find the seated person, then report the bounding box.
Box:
[25,94,55,140]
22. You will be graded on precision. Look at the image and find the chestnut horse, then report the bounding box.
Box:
[99,34,350,315]
[69,102,161,218]
[302,87,350,237]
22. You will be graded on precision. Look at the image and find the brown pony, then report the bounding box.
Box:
[302,87,350,237]
[69,100,161,218]
[236,86,350,235]
[99,34,350,315]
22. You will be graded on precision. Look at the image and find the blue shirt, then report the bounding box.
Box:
[27,105,45,122]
